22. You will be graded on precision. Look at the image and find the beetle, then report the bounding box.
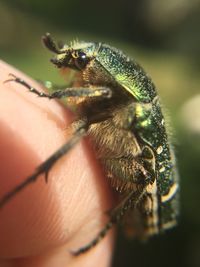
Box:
[0,33,179,255]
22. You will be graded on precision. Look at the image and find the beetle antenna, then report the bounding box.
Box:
[42,33,63,54]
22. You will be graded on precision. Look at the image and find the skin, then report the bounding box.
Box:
[0,60,115,267]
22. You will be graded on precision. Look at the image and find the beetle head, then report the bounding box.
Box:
[42,33,99,70]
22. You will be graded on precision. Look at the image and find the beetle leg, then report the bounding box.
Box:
[72,188,146,255]
[103,157,155,190]
[42,33,62,54]
[48,86,112,99]
[0,120,88,209]
[4,74,112,100]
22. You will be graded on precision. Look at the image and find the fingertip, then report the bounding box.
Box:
[0,61,115,262]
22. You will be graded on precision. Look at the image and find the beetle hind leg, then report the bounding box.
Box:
[72,189,146,256]
[72,221,114,256]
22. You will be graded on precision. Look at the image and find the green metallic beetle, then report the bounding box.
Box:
[0,33,179,255]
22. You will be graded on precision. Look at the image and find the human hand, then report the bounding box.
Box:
[0,60,115,267]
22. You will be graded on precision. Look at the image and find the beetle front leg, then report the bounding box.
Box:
[4,74,112,100]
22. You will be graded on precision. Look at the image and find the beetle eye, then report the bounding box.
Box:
[75,51,89,70]
[78,51,86,59]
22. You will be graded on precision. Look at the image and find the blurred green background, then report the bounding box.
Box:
[0,1,200,266]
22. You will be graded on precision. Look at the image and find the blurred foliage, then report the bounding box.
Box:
[2,0,200,60]
[0,1,200,267]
